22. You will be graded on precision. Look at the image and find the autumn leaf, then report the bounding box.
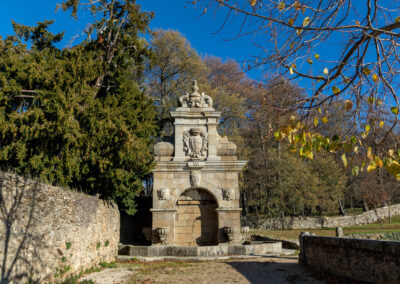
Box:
[372,74,378,82]
[321,117,329,123]
[379,121,384,128]
[250,0,257,6]
[314,117,318,127]
[302,17,310,27]
[341,153,347,168]
[363,67,371,76]
[352,166,359,176]
[396,16,400,23]
[365,124,370,132]
[288,18,294,25]
[391,107,398,114]
[314,54,320,60]
[278,1,285,11]
[307,58,313,64]
[332,86,340,94]
[344,100,353,111]
[323,68,329,76]
[289,67,294,74]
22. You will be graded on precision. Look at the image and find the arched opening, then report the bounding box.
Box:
[175,188,218,246]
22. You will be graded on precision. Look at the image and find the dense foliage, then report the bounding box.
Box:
[0,1,156,215]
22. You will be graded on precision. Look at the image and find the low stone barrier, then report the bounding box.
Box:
[0,172,120,283]
[299,234,400,283]
[243,204,400,230]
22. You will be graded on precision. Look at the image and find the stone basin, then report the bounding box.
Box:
[118,241,282,257]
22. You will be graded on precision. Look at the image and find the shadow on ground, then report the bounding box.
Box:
[226,257,325,284]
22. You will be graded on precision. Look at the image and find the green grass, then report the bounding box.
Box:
[251,215,400,241]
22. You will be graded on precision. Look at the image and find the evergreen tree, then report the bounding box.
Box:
[0,0,156,215]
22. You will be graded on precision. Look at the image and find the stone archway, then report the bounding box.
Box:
[175,188,218,246]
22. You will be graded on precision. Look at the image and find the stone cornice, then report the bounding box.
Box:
[154,160,247,172]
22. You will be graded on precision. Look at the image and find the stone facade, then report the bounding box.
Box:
[299,235,400,283]
[0,172,119,283]
[152,80,247,246]
[243,203,400,230]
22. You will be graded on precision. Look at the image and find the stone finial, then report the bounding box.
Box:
[179,80,213,108]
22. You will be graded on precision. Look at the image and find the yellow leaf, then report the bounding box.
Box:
[323,68,329,76]
[318,107,322,114]
[296,28,302,35]
[294,2,300,10]
[307,150,314,160]
[367,96,375,104]
[314,54,320,60]
[250,0,257,6]
[372,74,378,83]
[388,149,394,157]
[352,166,359,176]
[332,86,340,94]
[291,64,297,69]
[321,117,329,123]
[290,42,295,48]
[341,153,347,168]
[203,7,207,14]
[379,121,384,128]
[355,20,360,25]
[289,67,293,74]
[363,67,371,76]
[288,18,294,25]
[367,162,377,172]
[396,17,400,23]
[303,17,310,27]
[278,1,285,11]
[365,124,370,132]
[314,117,318,127]
[354,146,359,153]
[307,58,313,64]
[391,107,398,114]
[367,147,372,160]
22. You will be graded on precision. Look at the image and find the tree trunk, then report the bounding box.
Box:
[338,200,346,216]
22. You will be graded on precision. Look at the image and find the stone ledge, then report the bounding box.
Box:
[118,242,282,257]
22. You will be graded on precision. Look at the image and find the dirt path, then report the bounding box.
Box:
[80,256,325,284]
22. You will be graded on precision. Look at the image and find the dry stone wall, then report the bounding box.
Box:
[299,235,400,283]
[0,172,120,283]
[243,204,400,230]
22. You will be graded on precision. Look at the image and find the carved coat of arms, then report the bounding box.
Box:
[183,128,207,159]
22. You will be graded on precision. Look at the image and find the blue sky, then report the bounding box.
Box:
[1,0,262,79]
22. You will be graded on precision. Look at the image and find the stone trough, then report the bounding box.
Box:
[118,242,282,257]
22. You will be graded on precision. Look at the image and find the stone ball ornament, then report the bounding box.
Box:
[154,142,174,157]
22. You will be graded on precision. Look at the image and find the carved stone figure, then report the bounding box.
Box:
[222,188,233,201]
[157,187,170,200]
[179,80,213,108]
[190,170,201,187]
[183,128,207,159]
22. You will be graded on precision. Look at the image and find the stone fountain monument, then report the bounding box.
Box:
[151,80,247,247]
[119,81,282,257]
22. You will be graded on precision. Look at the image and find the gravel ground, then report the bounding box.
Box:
[80,256,325,284]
